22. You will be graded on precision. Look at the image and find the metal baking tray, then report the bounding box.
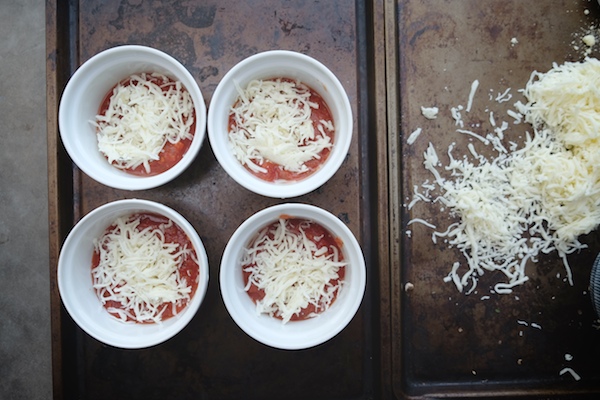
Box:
[385,0,600,398]
[46,0,384,398]
[48,0,600,398]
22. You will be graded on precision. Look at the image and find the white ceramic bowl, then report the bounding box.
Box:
[207,50,353,198]
[58,45,207,190]
[220,203,366,350]
[58,199,209,349]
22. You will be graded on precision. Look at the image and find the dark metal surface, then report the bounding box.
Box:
[49,0,600,398]
[47,0,379,399]
[393,0,600,398]
[591,254,600,318]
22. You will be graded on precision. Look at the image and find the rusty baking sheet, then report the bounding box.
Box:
[46,0,383,398]
[388,0,600,398]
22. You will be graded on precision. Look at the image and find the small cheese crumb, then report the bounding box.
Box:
[421,106,439,120]
[559,367,581,381]
[406,218,437,230]
[407,127,423,145]
[451,106,464,128]
[583,34,596,47]
[465,80,479,112]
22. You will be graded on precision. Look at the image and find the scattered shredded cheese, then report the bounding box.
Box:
[495,88,513,103]
[465,79,479,112]
[456,128,489,144]
[559,367,581,381]
[506,109,522,123]
[451,106,464,128]
[407,127,423,145]
[407,218,437,230]
[410,58,600,294]
[421,106,439,120]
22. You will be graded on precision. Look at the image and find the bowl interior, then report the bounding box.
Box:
[58,45,206,190]
[58,199,209,349]
[219,203,365,350]
[208,50,353,198]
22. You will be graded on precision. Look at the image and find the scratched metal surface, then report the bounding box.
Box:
[53,1,376,399]
[393,0,600,397]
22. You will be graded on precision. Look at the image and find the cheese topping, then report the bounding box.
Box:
[242,218,346,324]
[93,72,195,173]
[229,78,334,175]
[92,214,197,323]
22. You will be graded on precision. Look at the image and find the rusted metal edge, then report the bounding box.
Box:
[370,0,397,398]
[381,0,402,399]
[46,0,77,398]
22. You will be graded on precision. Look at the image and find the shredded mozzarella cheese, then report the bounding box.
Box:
[407,127,423,145]
[92,214,197,324]
[559,367,581,381]
[411,58,600,294]
[242,218,346,324]
[466,79,479,112]
[93,73,195,173]
[421,106,439,119]
[229,78,333,175]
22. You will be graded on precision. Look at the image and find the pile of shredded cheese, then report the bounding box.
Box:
[242,218,346,324]
[229,78,333,174]
[410,58,600,294]
[92,214,196,323]
[93,72,195,173]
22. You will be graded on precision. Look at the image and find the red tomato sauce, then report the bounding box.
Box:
[97,74,196,176]
[229,78,334,182]
[242,217,345,321]
[91,212,199,323]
